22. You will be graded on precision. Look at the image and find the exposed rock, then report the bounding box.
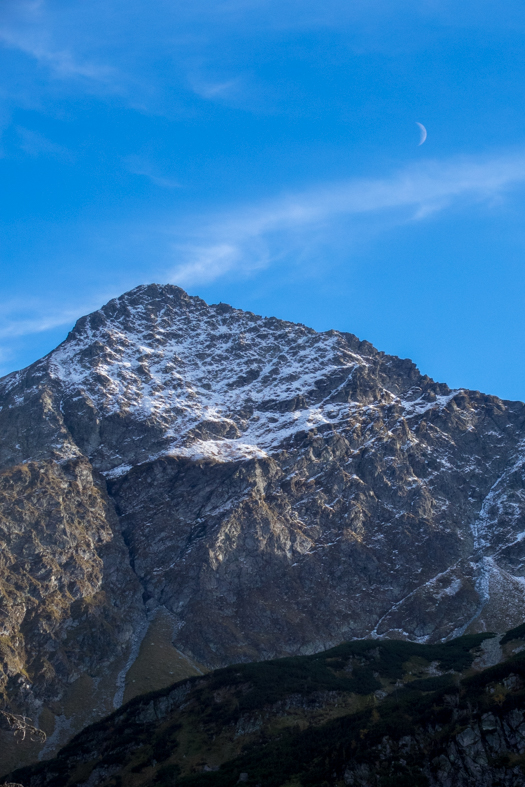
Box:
[0,458,145,773]
[1,283,525,769]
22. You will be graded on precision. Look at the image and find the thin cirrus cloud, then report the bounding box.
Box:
[0,27,115,85]
[187,72,248,102]
[0,0,465,119]
[123,155,182,189]
[0,294,119,375]
[0,299,98,340]
[16,126,73,159]
[168,148,525,286]
[7,0,515,134]
[186,70,276,113]
[188,70,243,98]
[0,0,120,99]
[2,146,525,347]
[0,302,95,376]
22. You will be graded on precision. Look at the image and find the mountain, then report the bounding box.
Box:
[7,625,525,787]
[1,283,525,771]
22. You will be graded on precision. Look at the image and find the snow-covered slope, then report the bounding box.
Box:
[1,283,525,770]
[0,284,458,473]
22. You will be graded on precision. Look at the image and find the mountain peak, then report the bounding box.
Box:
[1,284,525,772]
[67,282,199,340]
[5,282,419,474]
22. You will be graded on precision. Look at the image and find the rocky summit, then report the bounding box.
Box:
[1,283,525,770]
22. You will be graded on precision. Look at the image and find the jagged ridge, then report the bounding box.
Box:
[1,283,525,772]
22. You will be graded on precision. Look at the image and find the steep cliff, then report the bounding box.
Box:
[1,283,524,769]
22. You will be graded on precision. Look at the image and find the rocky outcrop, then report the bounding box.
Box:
[1,283,525,770]
[7,632,525,787]
[343,706,525,787]
[0,458,145,774]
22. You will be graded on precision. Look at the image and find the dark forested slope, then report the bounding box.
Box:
[7,626,525,787]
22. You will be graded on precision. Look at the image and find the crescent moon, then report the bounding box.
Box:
[416,122,427,146]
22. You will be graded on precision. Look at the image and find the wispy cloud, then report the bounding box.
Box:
[2,0,523,123]
[168,148,525,285]
[0,345,13,367]
[123,155,182,189]
[0,0,119,96]
[170,243,253,285]
[16,126,73,159]
[0,0,417,120]
[0,298,95,340]
[3,147,525,347]
[0,313,73,341]
[0,27,115,85]
[188,73,245,100]
[0,300,86,376]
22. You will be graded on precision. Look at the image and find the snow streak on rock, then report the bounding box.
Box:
[1,283,525,769]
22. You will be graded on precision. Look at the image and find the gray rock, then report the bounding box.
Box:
[1,283,525,769]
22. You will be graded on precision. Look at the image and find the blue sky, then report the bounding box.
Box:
[1,0,525,400]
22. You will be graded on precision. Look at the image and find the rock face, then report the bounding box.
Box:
[0,458,145,774]
[1,283,525,768]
